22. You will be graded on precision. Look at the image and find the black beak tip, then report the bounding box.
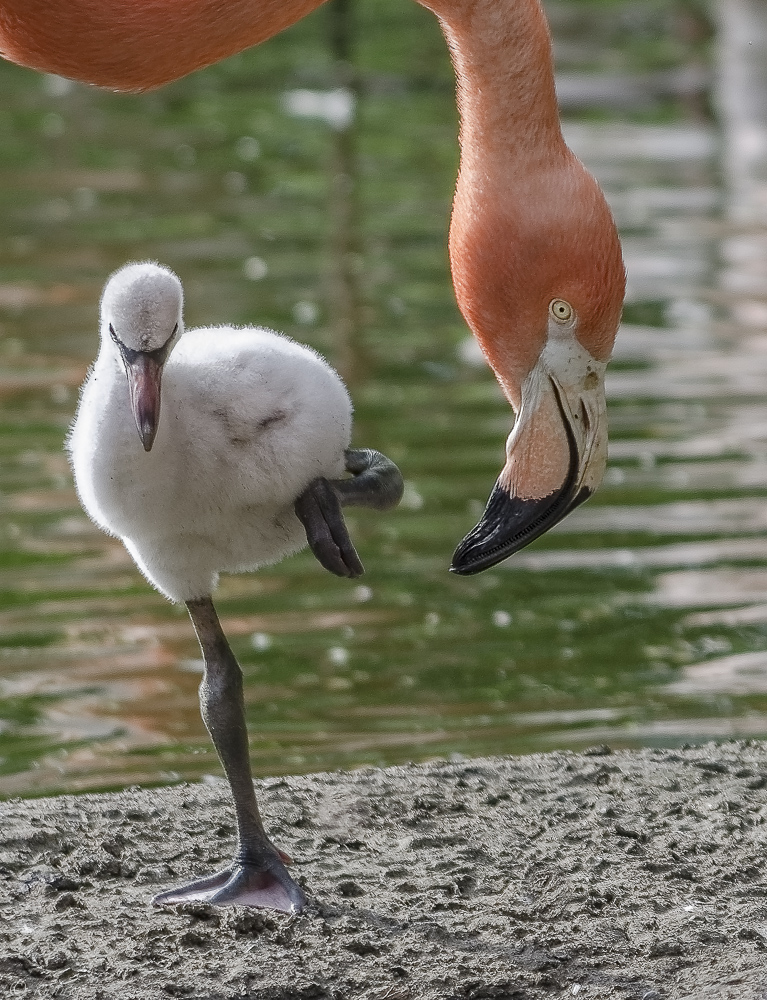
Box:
[449,529,509,576]
[449,482,593,575]
[449,554,482,575]
[449,524,497,575]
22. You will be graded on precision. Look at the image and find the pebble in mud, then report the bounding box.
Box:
[2,742,767,998]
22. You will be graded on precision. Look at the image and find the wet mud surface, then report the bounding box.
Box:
[2,743,767,999]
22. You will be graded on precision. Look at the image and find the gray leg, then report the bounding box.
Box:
[153,597,306,913]
[295,448,403,577]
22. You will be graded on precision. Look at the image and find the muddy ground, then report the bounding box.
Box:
[2,742,767,999]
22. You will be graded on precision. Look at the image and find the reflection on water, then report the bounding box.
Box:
[665,650,767,695]
[2,1,767,796]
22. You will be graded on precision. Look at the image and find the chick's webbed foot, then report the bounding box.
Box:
[153,853,306,912]
[295,448,403,578]
[295,477,364,578]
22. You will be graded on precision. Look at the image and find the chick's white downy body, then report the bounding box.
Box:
[68,265,351,602]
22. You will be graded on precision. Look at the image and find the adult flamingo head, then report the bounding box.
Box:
[449,149,625,574]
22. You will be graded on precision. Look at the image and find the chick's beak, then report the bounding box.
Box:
[451,327,608,574]
[126,353,163,452]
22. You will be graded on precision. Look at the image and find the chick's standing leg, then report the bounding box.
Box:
[153,597,306,912]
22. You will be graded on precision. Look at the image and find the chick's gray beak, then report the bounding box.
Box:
[126,353,163,452]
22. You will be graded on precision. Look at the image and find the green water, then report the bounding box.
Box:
[2,0,766,797]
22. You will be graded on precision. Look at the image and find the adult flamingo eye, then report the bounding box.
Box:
[549,299,573,323]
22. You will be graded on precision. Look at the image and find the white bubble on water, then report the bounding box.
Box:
[293,301,319,325]
[250,633,271,651]
[243,256,268,281]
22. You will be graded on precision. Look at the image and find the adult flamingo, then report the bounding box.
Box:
[0,0,625,572]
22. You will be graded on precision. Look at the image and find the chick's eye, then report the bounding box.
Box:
[549,299,573,323]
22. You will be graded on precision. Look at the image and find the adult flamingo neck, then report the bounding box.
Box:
[417,0,578,409]
[423,0,567,166]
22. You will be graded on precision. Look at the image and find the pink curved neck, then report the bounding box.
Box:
[422,0,577,403]
[425,0,566,167]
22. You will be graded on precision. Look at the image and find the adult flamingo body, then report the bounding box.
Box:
[0,0,626,571]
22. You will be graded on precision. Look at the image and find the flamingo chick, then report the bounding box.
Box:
[67,262,403,911]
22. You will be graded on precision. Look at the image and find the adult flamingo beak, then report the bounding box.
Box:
[125,353,163,452]
[451,323,608,574]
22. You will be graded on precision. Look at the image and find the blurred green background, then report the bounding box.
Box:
[5,0,767,797]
